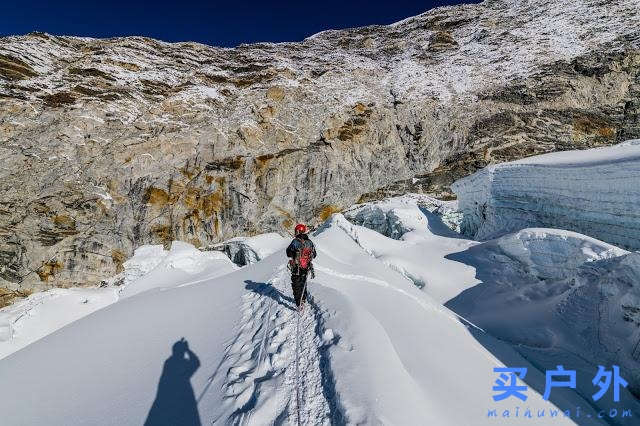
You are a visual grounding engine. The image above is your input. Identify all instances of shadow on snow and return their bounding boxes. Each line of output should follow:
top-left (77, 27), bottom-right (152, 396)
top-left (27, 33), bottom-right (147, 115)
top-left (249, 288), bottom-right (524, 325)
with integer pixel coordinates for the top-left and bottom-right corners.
top-left (145, 338), bottom-right (202, 426)
top-left (245, 279), bottom-right (297, 311)
top-left (444, 245), bottom-right (640, 425)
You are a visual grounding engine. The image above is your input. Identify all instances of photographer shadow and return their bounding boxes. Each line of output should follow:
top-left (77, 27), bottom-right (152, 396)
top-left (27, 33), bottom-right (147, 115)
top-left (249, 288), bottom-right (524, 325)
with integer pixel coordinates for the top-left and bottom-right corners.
top-left (145, 338), bottom-right (201, 426)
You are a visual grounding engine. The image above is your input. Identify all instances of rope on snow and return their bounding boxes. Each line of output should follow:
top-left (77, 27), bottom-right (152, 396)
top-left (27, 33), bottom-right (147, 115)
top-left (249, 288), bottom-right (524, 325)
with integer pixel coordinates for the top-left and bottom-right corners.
top-left (294, 277), bottom-right (309, 426)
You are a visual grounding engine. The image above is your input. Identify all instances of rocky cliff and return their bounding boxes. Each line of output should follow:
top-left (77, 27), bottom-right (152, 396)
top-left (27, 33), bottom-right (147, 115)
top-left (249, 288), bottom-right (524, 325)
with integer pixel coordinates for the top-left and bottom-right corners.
top-left (1, 0), bottom-right (639, 294)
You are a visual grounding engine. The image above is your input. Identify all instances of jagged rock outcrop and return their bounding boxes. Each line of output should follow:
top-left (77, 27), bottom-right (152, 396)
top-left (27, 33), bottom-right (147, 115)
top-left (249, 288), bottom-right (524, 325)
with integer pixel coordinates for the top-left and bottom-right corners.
top-left (1, 0), bottom-right (639, 292)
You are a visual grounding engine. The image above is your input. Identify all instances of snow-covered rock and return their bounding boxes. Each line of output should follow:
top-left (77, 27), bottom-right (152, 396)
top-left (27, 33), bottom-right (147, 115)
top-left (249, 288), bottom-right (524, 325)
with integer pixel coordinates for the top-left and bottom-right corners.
top-left (452, 141), bottom-right (640, 250)
top-left (205, 232), bottom-right (287, 266)
top-left (118, 241), bottom-right (237, 299)
top-left (2, 0), bottom-right (640, 294)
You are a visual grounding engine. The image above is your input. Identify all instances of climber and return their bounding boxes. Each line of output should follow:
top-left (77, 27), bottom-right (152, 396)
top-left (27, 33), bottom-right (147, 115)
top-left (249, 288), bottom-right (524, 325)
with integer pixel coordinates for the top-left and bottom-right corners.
top-left (286, 223), bottom-right (317, 311)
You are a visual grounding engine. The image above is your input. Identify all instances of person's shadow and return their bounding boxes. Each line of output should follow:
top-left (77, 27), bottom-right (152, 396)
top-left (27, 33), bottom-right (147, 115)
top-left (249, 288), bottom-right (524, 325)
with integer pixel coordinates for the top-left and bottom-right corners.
top-left (145, 338), bottom-right (202, 426)
top-left (244, 280), bottom-right (296, 310)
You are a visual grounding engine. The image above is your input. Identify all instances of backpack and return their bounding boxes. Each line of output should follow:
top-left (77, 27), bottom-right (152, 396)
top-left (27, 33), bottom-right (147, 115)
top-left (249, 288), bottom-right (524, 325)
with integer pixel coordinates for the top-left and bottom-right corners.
top-left (295, 238), bottom-right (314, 270)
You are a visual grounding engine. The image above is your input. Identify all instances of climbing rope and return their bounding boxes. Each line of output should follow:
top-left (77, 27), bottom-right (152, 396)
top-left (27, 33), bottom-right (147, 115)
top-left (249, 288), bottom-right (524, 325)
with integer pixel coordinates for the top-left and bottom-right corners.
top-left (294, 277), bottom-right (309, 426)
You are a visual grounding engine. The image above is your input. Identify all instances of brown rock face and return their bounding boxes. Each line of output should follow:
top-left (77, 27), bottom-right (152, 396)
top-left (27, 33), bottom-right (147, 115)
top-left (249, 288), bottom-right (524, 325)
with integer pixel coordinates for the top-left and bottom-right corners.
top-left (1, 0), bottom-right (639, 293)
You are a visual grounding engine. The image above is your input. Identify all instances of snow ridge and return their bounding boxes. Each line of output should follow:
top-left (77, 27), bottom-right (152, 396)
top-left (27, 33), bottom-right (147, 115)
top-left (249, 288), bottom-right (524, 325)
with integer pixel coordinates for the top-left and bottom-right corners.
top-left (216, 267), bottom-right (340, 425)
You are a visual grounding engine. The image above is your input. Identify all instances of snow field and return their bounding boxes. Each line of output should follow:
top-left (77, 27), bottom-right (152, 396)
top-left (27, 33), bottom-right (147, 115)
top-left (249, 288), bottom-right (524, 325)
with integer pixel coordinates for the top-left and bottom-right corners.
top-left (0, 211), bottom-right (576, 425)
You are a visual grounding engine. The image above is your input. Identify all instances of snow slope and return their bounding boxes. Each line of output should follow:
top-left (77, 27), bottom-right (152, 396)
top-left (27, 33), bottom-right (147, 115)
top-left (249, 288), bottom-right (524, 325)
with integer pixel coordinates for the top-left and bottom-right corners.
top-left (343, 194), bottom-right (479, 302)
top-left (0, 210), bottom-right (584, 426)
top-left (2, 190), bottom-right (640, 424)
top-left (0, 240), bottom-right (262, 361)
top-left (0, 287), bottom-right (118, 360)
top-left (452, 141), bottom-right (640, 250)
top-left (445, 228), bottom-right (640, 418)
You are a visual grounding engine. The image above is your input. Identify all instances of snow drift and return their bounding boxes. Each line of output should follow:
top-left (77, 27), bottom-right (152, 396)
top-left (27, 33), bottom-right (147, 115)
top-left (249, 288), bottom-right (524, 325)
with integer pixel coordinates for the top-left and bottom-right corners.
top-left (118, 241), bottom-right (239, 299)
top-left (452, 141), bottom-right (640, 250)
top-left (446, 228), bottom-right (640, 411)
top-left (343, 194), bottom-right (478, 302)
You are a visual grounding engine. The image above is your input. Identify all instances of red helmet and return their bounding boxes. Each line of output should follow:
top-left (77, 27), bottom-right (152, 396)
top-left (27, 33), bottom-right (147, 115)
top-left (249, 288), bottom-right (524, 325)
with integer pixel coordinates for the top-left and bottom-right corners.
top-left (294, 223), bottom-right (307, 235)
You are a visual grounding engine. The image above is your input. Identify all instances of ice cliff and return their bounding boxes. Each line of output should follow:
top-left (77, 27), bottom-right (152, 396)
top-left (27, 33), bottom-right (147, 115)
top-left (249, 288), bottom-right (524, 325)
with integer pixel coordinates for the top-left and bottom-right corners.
top-left (452, 140), bottom-right (640, 250)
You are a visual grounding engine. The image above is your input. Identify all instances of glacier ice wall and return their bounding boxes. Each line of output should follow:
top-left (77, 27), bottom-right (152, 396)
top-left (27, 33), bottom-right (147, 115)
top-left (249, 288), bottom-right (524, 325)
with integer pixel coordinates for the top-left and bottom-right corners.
top-left (452, 141), bottom-right (640, 250)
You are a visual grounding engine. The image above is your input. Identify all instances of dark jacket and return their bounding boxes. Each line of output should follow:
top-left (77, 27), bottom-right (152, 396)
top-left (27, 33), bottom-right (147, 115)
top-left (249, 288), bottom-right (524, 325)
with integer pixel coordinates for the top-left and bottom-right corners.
top-left (286, 233), bottom-right (317, 260)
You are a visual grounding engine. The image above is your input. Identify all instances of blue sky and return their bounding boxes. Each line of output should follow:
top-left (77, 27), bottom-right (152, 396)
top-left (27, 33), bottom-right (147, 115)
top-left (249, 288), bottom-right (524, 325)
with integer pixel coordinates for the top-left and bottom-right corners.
top-left (0, 0), bottom-right (480, 47)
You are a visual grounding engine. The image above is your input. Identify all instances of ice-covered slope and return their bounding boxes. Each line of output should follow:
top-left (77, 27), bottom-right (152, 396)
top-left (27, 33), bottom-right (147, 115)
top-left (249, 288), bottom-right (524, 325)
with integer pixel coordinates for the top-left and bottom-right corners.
top-left (0, 212), bottom-right (581, 426)
top-left (0, 236), bottom-right (292, 361)
top-left (2, 194), bottom-right (640, 424)
top-left (345, 196), bottom-right (640, 421)
top-left (452, 141), bottom-right (640, 250)
top-left (445, 228), bottom-right (640, 413)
